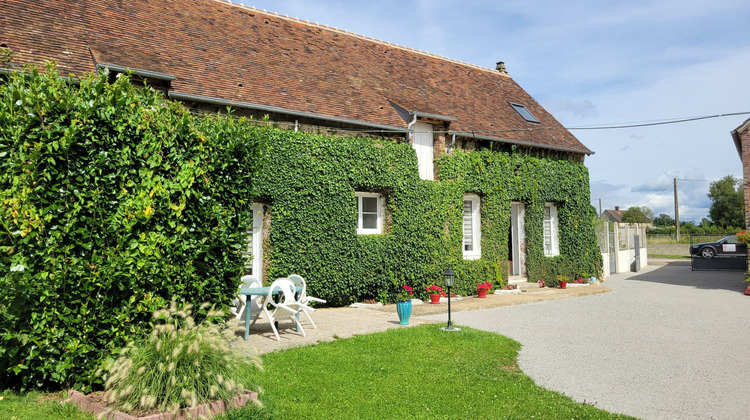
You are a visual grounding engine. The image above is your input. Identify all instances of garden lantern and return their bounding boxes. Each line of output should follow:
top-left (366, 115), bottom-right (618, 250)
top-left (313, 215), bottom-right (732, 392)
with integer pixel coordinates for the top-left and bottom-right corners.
top-left (442, 268), bottom-right (460, 331)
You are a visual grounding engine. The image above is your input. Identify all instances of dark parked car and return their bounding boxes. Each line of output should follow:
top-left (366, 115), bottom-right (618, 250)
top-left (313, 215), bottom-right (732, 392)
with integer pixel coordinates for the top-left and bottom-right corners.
top-left (690, 235), bottom-right (747, 258)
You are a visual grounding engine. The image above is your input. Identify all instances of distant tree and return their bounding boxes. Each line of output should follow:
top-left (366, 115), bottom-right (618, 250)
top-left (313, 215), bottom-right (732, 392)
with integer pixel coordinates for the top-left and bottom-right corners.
top-left (653, 213), bottom-right (675, 227)
top-left (621, 206), bottom-right (654, 223)
top-left (707, 175), bottom-right (744, 228)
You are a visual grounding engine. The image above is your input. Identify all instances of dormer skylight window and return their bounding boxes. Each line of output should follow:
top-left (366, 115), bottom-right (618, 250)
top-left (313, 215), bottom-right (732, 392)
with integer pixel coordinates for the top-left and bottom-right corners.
top-left (509, 103), bottom-right (540, 123)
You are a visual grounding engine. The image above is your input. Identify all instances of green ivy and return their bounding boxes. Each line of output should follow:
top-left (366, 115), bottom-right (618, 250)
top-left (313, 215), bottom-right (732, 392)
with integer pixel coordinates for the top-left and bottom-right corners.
top-left (0, 64), bottom-right (263, 390)
top-left (253, 129), bottom-right (602, 306)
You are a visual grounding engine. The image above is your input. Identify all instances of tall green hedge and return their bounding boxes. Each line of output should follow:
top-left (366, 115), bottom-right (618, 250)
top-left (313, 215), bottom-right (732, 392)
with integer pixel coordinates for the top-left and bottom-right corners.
top-left (0, 65), bottom-right (263, 390)
top-left (254, 130), bottom-right (602, 305)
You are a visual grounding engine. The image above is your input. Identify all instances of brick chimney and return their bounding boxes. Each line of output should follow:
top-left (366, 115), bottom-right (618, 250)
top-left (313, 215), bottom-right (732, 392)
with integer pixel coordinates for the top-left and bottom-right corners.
top-left (615, 206), bottom-right (620, 212)
top-left (496, 61), bottom-right (507, 74)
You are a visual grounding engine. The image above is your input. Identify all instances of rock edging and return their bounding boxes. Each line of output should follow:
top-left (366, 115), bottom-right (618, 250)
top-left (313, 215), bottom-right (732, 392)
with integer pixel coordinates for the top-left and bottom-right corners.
top-left (67, 389), bottom-right (258, 420)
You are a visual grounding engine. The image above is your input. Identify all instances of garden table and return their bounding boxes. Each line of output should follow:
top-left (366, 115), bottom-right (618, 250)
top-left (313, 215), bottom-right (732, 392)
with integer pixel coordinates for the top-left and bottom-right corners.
top-left (240, 285), bottom-right (302, 340)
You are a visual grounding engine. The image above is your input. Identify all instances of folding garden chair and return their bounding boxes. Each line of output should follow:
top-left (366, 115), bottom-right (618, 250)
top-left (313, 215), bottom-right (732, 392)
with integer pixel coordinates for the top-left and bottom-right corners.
top-left (251, 278), bottom-right (312, 341)
top-left (288, 274), bottom-right (326, 329)
top-left (232, 275), bottom-right (262, 321)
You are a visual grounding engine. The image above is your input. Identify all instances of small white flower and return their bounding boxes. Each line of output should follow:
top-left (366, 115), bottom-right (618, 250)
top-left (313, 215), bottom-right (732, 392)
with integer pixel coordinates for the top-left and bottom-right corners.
top-left (10, 264), bottom-right (25, 272)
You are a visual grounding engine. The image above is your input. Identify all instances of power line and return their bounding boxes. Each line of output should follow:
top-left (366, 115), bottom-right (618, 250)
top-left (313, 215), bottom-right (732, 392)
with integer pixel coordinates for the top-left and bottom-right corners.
top-left (631, 184), bottom-right (674, 208)
top-left (566, 112), bottom-right (750, 130)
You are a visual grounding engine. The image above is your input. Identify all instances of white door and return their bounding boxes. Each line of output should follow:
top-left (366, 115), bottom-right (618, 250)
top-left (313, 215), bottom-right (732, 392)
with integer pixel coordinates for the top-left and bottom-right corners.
top-left (411, 122), bottom-right (434, 180)
top-left (510, 202), bottom-right (526, 277)
top-left (243, 203), bottom-right (264, 281)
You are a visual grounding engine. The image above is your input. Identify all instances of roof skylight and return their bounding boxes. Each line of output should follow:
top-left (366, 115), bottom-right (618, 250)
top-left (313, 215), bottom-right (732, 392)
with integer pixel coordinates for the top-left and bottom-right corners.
top-left (509, 102), bottom-right (540, 123)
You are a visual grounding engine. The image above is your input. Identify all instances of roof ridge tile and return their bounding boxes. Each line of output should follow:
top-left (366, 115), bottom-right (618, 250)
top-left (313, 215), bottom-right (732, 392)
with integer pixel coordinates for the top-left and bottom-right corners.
top-left (215, 0), bottom-right (506, 76)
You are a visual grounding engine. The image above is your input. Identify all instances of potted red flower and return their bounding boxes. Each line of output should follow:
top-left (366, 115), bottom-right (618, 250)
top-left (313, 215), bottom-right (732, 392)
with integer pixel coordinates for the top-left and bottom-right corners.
top-left (477, 281), bottom-right (492, 298)
top-left (396, 285), bottom-right (414, 325)
top-left (426, 284), bottom-right (443, 304)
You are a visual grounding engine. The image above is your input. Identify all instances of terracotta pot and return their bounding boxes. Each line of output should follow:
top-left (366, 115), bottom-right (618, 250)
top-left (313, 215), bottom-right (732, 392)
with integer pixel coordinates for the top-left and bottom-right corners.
top-left (559, 281), bottom-right (567, 289)
top-left (477, 288), bottom-right (488, 298)
top-left (429, 294), bottom-right (441, 304)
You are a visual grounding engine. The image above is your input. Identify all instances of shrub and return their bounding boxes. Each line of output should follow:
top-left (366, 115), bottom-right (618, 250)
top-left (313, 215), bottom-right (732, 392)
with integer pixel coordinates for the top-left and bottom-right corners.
top-left (99, 299), bottom-right (260, 414)
top-left (0, 63), bottom-right (262, 390)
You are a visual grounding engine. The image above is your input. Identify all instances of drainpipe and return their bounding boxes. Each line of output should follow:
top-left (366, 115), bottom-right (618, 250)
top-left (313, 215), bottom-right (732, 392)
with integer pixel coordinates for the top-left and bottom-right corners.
top-left (449, 134), bottom-right (456, 154)
top-left (407, 114), bottom-right (418, 143)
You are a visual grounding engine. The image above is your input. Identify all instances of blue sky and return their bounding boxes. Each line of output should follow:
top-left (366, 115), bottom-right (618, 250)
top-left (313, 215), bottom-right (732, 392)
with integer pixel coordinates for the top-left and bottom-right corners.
top-left (240, 0), bottom-right (750, 223)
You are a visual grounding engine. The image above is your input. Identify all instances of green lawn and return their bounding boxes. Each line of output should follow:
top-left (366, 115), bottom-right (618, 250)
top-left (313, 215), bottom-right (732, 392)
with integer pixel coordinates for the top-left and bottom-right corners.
top-left (236, 325), bottom-right (636, 419)
top-left (0, 325), bottom-right (637, 419)
top-left (648, 254), bottom-right (691, 259)
top-left (0, 391), bottom-right (93, 420)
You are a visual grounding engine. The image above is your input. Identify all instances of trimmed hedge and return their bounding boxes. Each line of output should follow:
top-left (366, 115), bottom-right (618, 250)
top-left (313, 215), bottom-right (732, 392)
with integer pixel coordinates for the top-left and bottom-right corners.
top-left (0, 65), bottom-right (263, 390)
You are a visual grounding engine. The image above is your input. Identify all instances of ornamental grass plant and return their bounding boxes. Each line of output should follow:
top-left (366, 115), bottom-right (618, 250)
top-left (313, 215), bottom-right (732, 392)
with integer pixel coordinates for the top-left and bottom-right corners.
top-left (98, 299), bottom-right (261, 415)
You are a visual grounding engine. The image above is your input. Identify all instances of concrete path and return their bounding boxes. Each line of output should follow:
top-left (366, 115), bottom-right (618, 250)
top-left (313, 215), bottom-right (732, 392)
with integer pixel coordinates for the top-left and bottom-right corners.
top-left (230, 281), bottom-right (610, 355)
top-left (419, 261), bottom-right (750, 420)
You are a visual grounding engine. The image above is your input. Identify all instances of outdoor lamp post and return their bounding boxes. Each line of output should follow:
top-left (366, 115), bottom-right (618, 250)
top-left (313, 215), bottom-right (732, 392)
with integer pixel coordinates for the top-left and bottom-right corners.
top-left (442, 268), bottom-right (460, 331)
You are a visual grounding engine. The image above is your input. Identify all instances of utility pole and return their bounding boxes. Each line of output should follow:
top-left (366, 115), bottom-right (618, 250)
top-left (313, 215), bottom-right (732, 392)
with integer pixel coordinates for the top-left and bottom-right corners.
top-left (674, 178), bottom-right (680, 241)
top-left (599, 198), bottom-right (602, 218)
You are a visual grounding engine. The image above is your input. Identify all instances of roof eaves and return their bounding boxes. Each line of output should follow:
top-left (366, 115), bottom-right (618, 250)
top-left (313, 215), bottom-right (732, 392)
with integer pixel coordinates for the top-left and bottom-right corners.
top-left (169, 91), bottom-right (412, 134)
top-left (731, 118), bottom-right (750, 160)
top-left (96, 63), bottom-right (177, 81)
top-left (0, 67), bottom-right (81, 84)
top-left (409, 111), bottom-right (456, 122)
top-left (449, 130), bottom-right (593, 156)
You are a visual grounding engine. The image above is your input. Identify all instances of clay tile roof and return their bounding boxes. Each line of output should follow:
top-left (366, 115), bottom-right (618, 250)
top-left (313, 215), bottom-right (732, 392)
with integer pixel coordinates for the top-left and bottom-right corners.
top-left (1, 0), bottom-right (591, 154)
top-left (603, 209), bottom-right (624, 223)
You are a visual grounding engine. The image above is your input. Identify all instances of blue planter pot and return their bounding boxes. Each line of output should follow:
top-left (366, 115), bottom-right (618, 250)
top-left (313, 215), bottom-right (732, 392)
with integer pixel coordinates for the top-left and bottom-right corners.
top-left (396, 300), bottom-right (412, 325)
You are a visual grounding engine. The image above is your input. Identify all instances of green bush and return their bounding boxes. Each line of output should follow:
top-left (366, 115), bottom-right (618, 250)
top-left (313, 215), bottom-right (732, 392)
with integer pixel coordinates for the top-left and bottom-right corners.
top-left (0, 64), bottom-right (262, 390)
top-left (100, 299), bottom-right (259, 414)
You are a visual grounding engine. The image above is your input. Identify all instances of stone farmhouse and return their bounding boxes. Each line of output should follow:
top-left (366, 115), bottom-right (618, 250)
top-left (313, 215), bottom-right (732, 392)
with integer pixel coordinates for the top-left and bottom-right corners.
top-left (1, 0), bottom-right (601, 301)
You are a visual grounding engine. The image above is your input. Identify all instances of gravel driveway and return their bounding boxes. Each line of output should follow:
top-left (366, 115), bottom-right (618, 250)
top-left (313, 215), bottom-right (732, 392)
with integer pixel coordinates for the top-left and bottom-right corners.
top-left (419, 261), bottom-right (750, 419)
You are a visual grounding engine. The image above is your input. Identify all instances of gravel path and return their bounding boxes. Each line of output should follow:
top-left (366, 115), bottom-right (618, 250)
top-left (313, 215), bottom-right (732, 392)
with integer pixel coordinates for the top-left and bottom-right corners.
top-left (419, 261), bottom-right (750, 420)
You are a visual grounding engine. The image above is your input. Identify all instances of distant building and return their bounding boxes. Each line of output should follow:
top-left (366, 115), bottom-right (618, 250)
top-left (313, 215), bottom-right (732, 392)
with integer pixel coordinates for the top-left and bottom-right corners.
top-left (732, 118), bottom-right (750, 271)
top-left (732, 118), bottom-right (750, 229)
top-left (601, 207), bottom-right (624, 223)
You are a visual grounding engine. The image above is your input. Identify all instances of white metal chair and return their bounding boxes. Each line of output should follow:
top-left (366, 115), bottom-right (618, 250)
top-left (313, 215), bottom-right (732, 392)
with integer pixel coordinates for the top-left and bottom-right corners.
top-left (251, 278), bottom-right (312, 341)
top-left (288, 274), bottom-right (326, 328)
top-left (231, 275), bottom-right (262, 321)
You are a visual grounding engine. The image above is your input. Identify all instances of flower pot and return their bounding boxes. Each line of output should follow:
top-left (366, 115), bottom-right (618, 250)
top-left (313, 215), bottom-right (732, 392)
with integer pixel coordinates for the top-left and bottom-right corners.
top-left (559, 281), bottom-right (567, 289)
top-left (396, 300), bottom-right (412, 325)
top-left (429, 294), bottom-right (441, 304)
top-left (477, 289), bottom-right (488, 298)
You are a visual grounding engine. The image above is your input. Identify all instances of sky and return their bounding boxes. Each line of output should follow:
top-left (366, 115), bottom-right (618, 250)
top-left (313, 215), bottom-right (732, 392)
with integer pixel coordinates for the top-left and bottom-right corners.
top-left (240, 0), bottom-right (750, 223)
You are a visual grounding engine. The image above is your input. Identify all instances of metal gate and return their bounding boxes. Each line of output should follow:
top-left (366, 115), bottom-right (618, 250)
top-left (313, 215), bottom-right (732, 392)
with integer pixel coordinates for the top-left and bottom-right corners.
top-left (690, 233), bottom-right (746, 271)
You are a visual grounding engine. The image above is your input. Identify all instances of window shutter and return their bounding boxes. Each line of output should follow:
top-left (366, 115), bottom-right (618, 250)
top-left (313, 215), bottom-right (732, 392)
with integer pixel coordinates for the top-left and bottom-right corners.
top-left (463, 200), bottom-right (473, 251)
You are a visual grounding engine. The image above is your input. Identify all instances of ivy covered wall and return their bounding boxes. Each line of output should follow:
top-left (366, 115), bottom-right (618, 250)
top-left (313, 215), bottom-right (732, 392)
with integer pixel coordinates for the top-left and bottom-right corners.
top-left (253, 130), bottom-right (602, 306)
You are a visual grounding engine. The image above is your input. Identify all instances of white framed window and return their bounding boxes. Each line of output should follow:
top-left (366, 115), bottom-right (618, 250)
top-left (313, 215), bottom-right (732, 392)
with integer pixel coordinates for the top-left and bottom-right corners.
top-left (543, 203), bottom-right (560, 257)
top-left (463, 194), bottom-right (481, 260)
top-left (356, 192), bottom-right (384, 235)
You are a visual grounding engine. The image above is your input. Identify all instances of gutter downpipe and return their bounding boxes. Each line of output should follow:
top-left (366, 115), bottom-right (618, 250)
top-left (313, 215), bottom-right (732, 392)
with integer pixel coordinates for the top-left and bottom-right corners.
top-left (449, 134), bottom-right (456, 154)
top-left (407, 114), bottom-right (418, 143)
